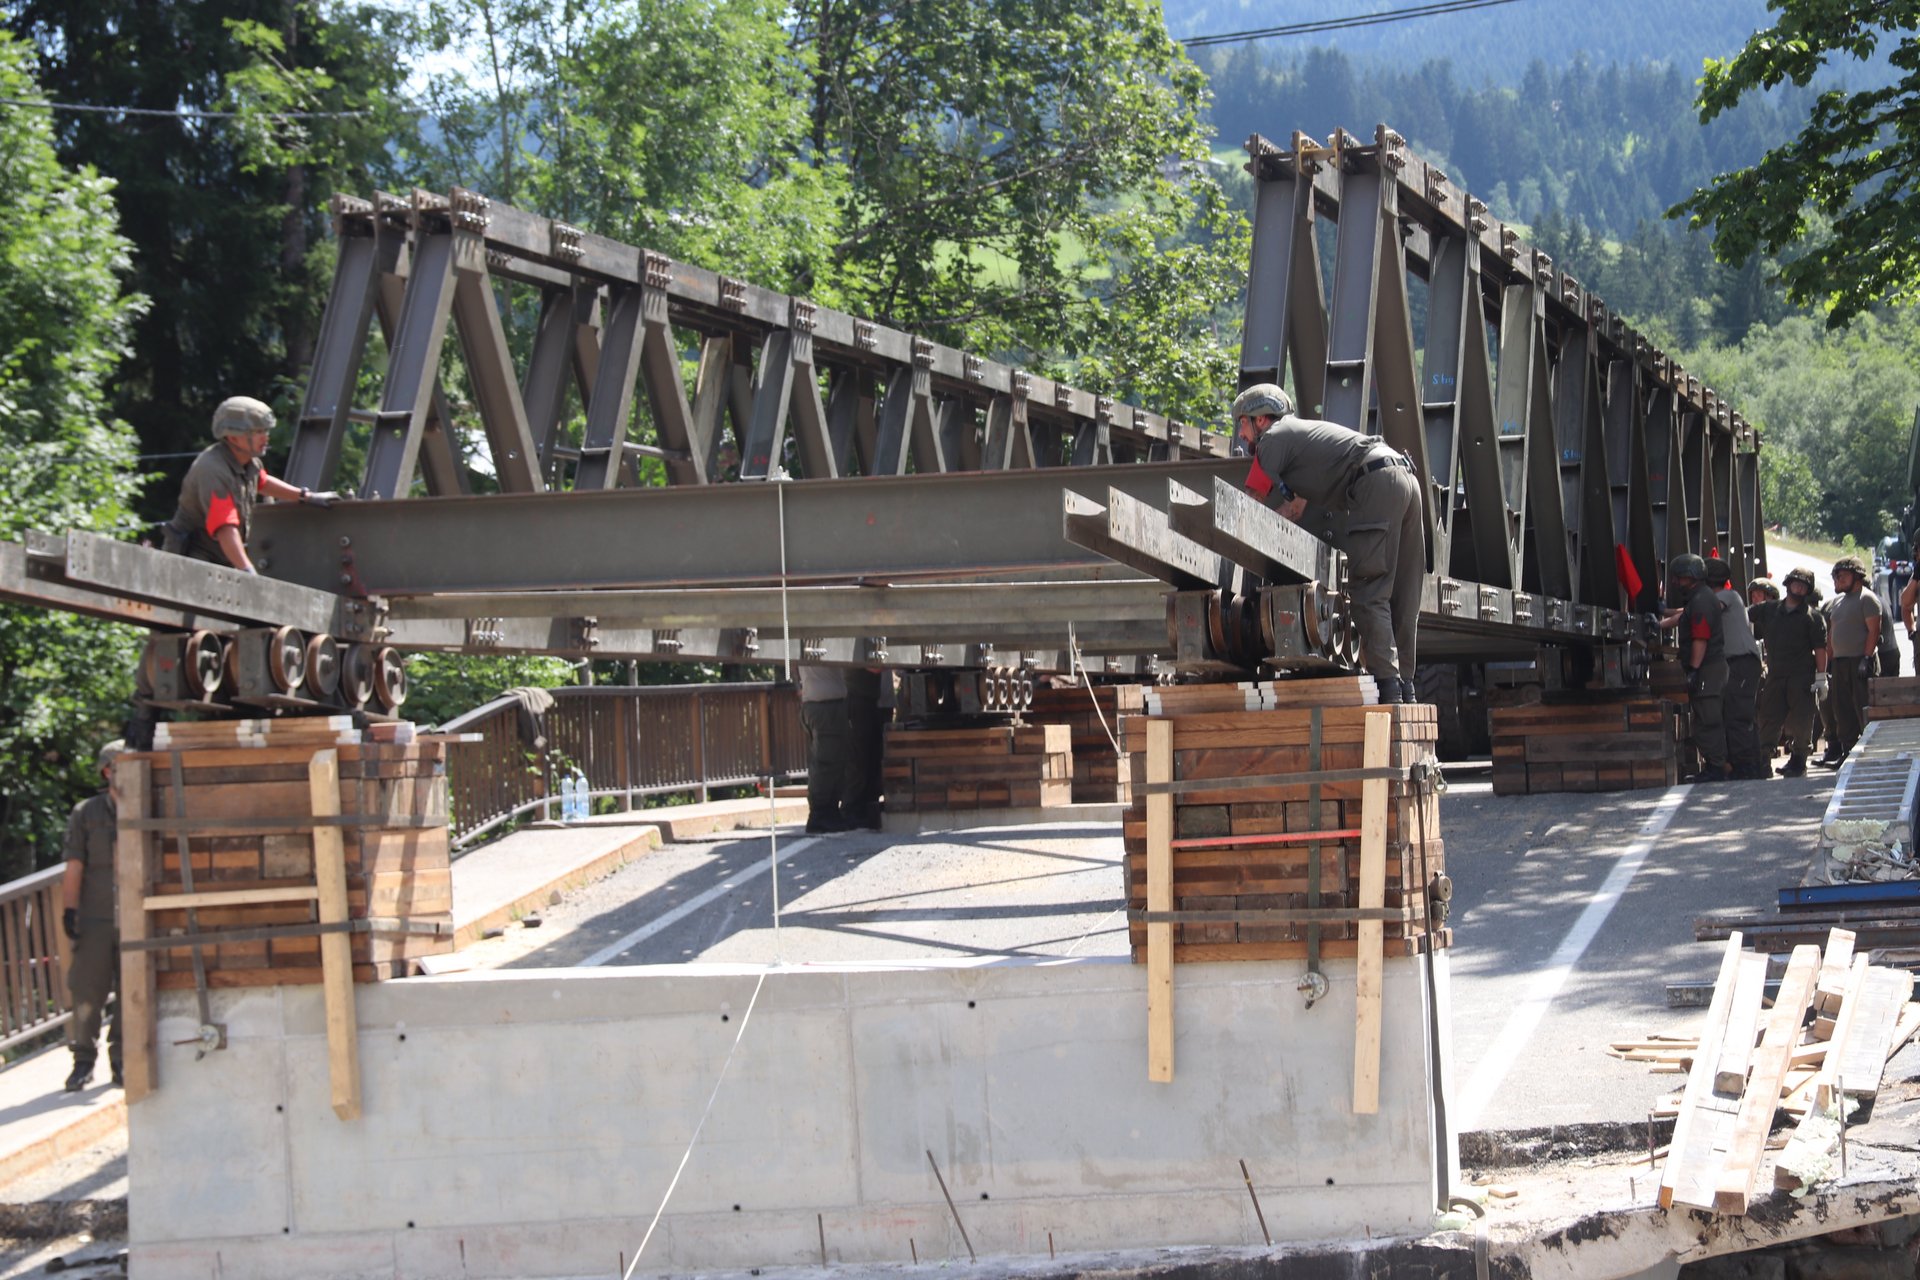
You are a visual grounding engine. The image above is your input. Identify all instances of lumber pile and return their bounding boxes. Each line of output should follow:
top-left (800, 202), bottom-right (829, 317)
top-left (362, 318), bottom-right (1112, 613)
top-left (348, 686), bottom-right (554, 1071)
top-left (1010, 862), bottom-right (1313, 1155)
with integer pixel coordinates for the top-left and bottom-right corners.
top-left (1025, 682), bottom-right (1144, 804)
top-left (1119, 701), bottom-right (1447, 964)
top-left (1650, 928), bottom-right (1918, 1213)
top-left (1141, 674), bottom-right (1380, 715)
top-left (121, 716), bottom-right (452, 991)
top-left (114, 715), bottom-right (455, 1114)
top-left (1490, 696), bottom-right (1679, 795)
top-left (881, 723), bottom-right (1072, 812)
top-left (1866, 676), bottom-right (1920, 722)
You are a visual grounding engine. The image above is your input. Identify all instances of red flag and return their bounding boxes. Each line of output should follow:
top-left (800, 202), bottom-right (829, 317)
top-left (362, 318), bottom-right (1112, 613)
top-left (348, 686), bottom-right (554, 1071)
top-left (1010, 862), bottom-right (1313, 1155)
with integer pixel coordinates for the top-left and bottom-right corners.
top-left (1614, 544), bottom-right (1643, 600)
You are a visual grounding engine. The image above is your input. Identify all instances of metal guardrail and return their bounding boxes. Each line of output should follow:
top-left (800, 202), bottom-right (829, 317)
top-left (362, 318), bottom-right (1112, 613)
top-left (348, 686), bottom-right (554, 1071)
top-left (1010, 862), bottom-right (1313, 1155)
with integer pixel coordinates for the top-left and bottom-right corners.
top-left (0, 865), bottom-right (70, 1054)
top-left (440, 683), bottom-right (808, 848)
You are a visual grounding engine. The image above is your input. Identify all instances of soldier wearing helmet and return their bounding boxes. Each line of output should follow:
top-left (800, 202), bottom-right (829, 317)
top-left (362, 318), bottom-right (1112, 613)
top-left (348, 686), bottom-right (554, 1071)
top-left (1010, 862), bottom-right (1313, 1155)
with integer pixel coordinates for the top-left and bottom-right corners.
top-left (159, 396), bottom-right (338, 574)
top-left (1703, 557), bottom-right (1765, 777)
top-left (1232, 383), bottom-right (1425, 703)
top-left (1821, 554), bottom-right (1884, 766)
top-left (60, 740), bottom-right (126, 1092)
top-left (1752, 565), bottom-right (1828, 776)
top-left (1748, 578), bottom-right (1780, 606)
top-left (1657, 552), bottom-right (1730, 781)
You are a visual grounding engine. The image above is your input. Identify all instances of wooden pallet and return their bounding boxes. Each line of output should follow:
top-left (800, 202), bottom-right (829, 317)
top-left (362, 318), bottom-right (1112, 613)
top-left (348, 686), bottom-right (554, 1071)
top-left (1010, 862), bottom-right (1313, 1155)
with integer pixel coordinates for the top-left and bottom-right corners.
top-left (1490, 697), bottom-right (1679, 794)
top-left (114, 727), bottom-right (454, 1110)
top-left (881, 723), bottom-right (1074, 811)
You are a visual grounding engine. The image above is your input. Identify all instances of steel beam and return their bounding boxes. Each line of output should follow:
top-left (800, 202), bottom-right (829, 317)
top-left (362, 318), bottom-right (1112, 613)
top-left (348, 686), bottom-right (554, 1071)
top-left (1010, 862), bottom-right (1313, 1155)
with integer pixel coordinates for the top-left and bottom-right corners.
top-left (449, 243), bottom-right (543, 493)
top-left (575, 284), bottom-right (645, 490)
top-left (252, 459), bottom-right (1245, 595)
top-left (288, 209), bottom-right (389, 491)
top-left (0, 540), bottom-right (191, 631)
top-left (1167, 477), bottom-right (1334, 587)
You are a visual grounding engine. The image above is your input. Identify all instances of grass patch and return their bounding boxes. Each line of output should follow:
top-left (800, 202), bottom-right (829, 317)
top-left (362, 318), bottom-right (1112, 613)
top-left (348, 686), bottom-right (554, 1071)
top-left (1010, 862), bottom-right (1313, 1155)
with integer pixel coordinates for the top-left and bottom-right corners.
top-left (1765, 530), bottom-right (1858, 566)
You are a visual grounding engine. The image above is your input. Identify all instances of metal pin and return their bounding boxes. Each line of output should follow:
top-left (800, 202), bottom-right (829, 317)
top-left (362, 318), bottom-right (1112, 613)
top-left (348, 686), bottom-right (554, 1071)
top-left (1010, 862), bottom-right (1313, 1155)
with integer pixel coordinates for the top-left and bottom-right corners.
top-left (817, 1213), bottom-right (827, 1266)
top-left (925, 1149), bottom-right (976, 1262)
top-left (1239, 1159), bottom-right (1272, 1246)
top-left (910, 1238), bottom-right (917, 1264)
top-left (1048, 1231), bottom-right (1055, 1259)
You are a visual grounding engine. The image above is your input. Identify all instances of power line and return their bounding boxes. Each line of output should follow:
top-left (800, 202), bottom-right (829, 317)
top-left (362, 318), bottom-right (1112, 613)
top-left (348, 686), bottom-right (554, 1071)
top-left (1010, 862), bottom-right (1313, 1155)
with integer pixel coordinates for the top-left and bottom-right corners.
top-left (0, 97), bottom-right (371, 121)
top-left (1179, 0), bottom-right (1532, 48)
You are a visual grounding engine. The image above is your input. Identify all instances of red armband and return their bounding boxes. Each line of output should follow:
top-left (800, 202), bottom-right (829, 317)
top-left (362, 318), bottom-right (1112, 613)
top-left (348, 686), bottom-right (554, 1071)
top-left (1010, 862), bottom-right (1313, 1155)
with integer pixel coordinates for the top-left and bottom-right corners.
top-left (1244, 458), bottom-right (1274, 500)
top-left (204, 492), bottom-right (240, 538)
top-left (1690, 614), bottom-right (1712, 642)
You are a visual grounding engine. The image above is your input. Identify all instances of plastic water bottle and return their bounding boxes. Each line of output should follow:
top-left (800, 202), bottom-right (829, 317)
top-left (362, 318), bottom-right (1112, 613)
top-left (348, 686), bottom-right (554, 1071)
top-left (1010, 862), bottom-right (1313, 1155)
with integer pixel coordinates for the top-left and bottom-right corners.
top-left (569, 772), bottom-right (590, 821)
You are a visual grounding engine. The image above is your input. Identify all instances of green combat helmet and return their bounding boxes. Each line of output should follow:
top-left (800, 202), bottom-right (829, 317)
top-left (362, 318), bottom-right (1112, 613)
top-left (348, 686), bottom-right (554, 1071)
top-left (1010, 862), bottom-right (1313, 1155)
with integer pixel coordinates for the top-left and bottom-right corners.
top-left (211, 396), bottom-right (274, 439)
top-left (1832, 554), bottom-right (1869, 579)
top-left (1670, 553), bottom-right (1708, 582)
top-left (1783, 567), bottom-right (1816, 591)
top-left (1230, 383), bottom-right (1293, 422)
top-left (1748, 577), bottom-right (1780, 601)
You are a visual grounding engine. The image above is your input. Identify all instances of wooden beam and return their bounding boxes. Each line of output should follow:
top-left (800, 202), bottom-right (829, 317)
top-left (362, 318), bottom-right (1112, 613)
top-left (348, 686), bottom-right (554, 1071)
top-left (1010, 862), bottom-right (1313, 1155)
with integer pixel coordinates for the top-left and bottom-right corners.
top-left (113, 759), bottom-right (156, 1103)
top-left (143, 886), bottom-right (319, 911)
top-left (1712, 951), bottom-right (1769, 1095)
top-left (1660, 932), bottom-right (1745, 1210)
top-left (1146, 718), bottom-right (1173, 1084)
top-left (1353, 709), bottom-right (1391, 1114)
top-left (1713, 943), bottom-right (1820, 1214)
top-left (308, 750), bottom-right (362, 1121)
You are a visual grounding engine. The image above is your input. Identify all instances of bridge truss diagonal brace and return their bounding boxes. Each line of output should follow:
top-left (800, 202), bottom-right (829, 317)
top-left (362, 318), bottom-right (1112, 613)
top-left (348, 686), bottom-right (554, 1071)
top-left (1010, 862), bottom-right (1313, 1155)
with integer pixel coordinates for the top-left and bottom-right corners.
top-left (362, 227), bottom-right (460, 501)
top-left (450, 237), bottom-right (544, 494)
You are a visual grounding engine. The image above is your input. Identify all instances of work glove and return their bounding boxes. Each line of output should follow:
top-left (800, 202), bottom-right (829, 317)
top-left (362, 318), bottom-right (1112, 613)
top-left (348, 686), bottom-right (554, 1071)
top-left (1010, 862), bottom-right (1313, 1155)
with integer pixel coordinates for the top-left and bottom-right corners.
top-left (62, 909), bottom-right (78, 943)
top-left (298, 488), bottom-right (341, 509)
top-left (1685, 666), bottom-right (1706, 698)
top-left (1812, 671), bottom-right (1831, 697)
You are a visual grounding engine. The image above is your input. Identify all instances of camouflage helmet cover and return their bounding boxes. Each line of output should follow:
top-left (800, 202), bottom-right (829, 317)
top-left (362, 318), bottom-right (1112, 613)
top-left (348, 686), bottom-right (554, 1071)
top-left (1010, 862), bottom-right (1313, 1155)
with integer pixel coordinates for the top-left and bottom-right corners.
top-left (1702, 557), bottom-right (1733, 586)
top-left (1832, 554), bottom-right (1869, 578)
top-left (1669, 553), bottom-right (1708, 582)
top-left (211, 395), bottom-right (274, 440)
top-left (1783, 566), bottom-right (1817, 590)
top-left (1748, 577), bottom-right (1781, 600)
top-left (1230, 383), bottom-right (1293, 423)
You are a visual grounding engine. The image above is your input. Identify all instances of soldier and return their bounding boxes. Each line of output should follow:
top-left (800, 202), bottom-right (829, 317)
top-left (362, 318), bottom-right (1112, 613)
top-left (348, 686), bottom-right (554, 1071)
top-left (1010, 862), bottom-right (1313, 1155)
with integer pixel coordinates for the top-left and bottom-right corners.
top-left (1705, 559), bottom-right (1764, 778)
top-left (62, 740), bottom-right (125, 1092)
top-left (1659, 553), bottom-right (1730, 783)
top-left (1753, 566), bottom-right (1828, 777)
top-left (1820, 554), bottom-right (1884, 766)
top-left (1232, 384), bottom-right (1425, 703)
top-left (1748, 578), bottom-right (1780, 609)
top-left (161, 396), bottom-right (337, 573)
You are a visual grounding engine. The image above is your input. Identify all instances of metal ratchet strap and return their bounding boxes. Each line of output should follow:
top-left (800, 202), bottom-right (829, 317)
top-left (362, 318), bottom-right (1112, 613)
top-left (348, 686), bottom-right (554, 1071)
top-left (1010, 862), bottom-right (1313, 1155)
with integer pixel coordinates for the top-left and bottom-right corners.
top-left (167, 751), bottom-right (219, 1050)
top-left (1307, 706), bottom-right (1323, 985)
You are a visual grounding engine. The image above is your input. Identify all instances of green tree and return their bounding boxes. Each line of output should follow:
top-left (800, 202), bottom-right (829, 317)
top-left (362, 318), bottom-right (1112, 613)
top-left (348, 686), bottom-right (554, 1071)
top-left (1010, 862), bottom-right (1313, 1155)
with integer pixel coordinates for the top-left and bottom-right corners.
top-left (0, 33), bottom-right (147, 877)
top-left (3, 0), bottom-right (422, 521)
top-left (1669, 0), bottom-right (1920, 327)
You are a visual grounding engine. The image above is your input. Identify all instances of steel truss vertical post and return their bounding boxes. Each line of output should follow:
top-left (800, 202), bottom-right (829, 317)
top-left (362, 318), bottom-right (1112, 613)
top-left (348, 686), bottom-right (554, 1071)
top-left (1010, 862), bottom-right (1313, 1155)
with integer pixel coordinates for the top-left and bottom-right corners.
top-left (1681, 399), bottom-right (1709, 556)
top-left (361, 209), bottom-right (459, 501)
top-left (1364, 131), bottom-right (1430, 570)
top-left (784, 301), bottom-right (837, 480)
top-left (1320, 132), bottom-right (1383, 433)
top-left (449, 232), bottom-right (544, 494)
top-left (372, 232), bottom-right (467, 498)
top-left (637, 255), bottom-right (708, 486)
top-left (574, 283), bottom-right (645, 491)
top-left (1608, 356), bottom-right (1658, 612)
top-left (1433, 230), bottom-right (1511, 587)
top-left (289, 199), bottom-right (388, 492)
top-left (824, 366), bottom-right (864, 475)
top-left (1709, 409), bottom-right (1734, 567)
top-left (690, 335), bottom-right (735, 479)
top-left (740, 329), bottom-right (797, 479)
top-left (942, 398), bottom-right (983, 472)
top-left (523, 284), bottom-right (599, 474)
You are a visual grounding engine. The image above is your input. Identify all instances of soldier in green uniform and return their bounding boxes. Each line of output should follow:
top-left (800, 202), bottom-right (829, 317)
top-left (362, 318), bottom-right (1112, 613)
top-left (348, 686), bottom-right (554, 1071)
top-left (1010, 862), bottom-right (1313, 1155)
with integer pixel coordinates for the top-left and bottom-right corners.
top-left (161, 396), bottom-right (337, 572)
top-left (1752, 566), bottom-right (1828, 777)
top-left (62, 740), bottom-right (126, 1092)
top-left (1232, 384), bottom-right (1425, 702)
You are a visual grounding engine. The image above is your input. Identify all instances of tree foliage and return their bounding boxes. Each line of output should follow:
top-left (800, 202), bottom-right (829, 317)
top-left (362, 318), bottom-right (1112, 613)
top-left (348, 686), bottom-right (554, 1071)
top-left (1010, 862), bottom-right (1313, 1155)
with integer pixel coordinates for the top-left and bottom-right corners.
top-left (1670, 0), bottom-right (1920, 327)
top-left (0, 32), bottom-right (146, 876)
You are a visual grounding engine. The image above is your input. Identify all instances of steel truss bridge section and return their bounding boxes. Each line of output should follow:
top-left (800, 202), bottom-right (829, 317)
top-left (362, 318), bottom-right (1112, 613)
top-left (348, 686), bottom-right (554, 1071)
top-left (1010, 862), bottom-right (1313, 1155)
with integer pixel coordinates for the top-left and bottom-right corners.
top-left (290, 189), bottom-right (1232, 504)
top-left (1240, 125), bottom-right (1766, 613)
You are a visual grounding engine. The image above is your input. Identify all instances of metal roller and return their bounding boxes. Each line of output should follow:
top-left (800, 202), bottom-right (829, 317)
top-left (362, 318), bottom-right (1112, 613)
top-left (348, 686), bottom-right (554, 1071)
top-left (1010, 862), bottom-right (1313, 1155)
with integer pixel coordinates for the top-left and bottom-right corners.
top-left (185, 630), bottom-right (226, 698)
top-left (304, 635), bottom-right (340, 698)
top-left (372, 646), bottom-right (408, 711)
top-left (340, 643), bottom-right (376, 708)
top-left (268, 625), bottom-right (307, 694)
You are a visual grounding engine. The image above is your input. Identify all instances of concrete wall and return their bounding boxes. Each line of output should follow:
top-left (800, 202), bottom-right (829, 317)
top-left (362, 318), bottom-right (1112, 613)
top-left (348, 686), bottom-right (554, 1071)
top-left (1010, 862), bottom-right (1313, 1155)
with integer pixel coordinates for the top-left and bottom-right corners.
top-left (129, 955), bottom-right (1453, 1279)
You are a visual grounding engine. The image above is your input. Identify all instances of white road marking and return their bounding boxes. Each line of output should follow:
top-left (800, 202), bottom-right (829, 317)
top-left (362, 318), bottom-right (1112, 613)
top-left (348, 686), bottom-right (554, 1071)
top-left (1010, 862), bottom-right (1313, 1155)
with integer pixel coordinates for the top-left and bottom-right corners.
top-left (581, 834), bottom-right (820, 967)
top-left (1453, 786), bottom-right (1691, 1130)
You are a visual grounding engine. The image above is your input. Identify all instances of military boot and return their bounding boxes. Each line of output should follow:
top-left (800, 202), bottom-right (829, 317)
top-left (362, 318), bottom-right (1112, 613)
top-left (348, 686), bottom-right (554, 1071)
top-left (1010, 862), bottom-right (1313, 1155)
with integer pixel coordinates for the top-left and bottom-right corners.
top-left (1780, 754), bottom-right (1808, 778)
top-left (1374, 676), bottom-right (1402, 704)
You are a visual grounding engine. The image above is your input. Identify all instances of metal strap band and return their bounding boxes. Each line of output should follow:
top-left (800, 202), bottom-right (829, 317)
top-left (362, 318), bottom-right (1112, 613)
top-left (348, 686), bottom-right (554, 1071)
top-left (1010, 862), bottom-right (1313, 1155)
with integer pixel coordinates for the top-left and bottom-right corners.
top-left (1134, 765), bottom-right (1410, 796)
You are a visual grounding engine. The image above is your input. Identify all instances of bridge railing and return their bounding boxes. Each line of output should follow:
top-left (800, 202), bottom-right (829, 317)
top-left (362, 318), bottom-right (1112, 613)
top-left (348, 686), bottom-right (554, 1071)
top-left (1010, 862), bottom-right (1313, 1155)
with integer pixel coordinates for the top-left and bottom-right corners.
top-left (0, 866), bottom-right (70, 1055)
top-left (439, 683), bottom-right (808, 849)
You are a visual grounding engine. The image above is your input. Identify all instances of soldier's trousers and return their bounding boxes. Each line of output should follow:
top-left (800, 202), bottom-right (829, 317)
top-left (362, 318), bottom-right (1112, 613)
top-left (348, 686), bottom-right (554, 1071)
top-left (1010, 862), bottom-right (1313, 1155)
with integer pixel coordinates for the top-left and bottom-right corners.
top-left (1755, 669), bottom-right (1815, 763)
top-left (1724, 653), bottom-right (1762, 773)
top-left (66, 923), bottom-right (122, 1073)
top-left (1341, 466), bottom-right (1424, 684)
top-left (1688, 656), bottom-right (1729, 772)
top-left (801, 699), bottom-right (850, 823)
top-left (1831, 654), bottom-right (1875, 757)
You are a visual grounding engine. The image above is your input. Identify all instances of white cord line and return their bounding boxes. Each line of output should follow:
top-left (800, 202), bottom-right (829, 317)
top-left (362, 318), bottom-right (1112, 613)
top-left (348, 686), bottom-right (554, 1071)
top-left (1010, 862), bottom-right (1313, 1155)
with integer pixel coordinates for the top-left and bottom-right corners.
top-left (1068, 622), bottom-right (1123, 756)
top-left (767, 776), bottom-right (783, 956)
top-left (1452, 784), bottom-right (1691, 1130)
top-left (620, 968), bottom-right (769, 1280)
top-left (1063, 905), bottom-right (1124, 956)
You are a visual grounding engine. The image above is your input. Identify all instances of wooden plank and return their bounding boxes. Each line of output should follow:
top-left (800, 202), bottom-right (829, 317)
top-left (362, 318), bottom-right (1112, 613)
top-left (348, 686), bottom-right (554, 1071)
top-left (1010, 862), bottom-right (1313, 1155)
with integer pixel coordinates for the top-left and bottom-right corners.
top-left (1814, 953), bottom-right (1871, 1111)
top-left (1836, 966), bottom-right (1915, 1099)
top-left (1660, 932), bottom-right (1747, 1210)
top-left (1352, 709), bottom-right (1392, 1115)
top-left (1814, 929), bottom-right (1856, 1016)
top-left (112, 759), bottom-right (156, 1103)
top-left (1713, 943), bottom-right (1821, 1215)
top-left (142, 885), bottom-right (320, 911)
top-left (1885, 1001), bottom-right (1920, 1063)
top-left (1146, 719), bottom-right (1174, 1083)
top-left (1713, 951), bottom-right (1770, 1094)
top-left (308, 750), bottom-right (362, 1121)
